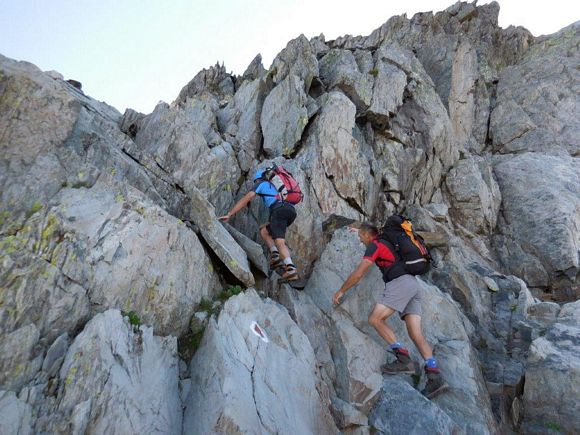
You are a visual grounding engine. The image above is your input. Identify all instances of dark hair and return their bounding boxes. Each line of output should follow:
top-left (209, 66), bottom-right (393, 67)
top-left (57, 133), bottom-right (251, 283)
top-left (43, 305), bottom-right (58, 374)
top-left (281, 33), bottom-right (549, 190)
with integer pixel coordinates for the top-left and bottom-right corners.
top-left (359, 222), bottom-right (379, 236)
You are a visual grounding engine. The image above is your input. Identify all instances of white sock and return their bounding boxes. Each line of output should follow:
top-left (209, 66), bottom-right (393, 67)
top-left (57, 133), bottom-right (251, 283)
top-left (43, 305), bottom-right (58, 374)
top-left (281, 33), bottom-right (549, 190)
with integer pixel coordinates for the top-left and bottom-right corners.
top-left (270, 246), bottom-right (279, 253)
top-left (283, 257), bottom-right (294, 266)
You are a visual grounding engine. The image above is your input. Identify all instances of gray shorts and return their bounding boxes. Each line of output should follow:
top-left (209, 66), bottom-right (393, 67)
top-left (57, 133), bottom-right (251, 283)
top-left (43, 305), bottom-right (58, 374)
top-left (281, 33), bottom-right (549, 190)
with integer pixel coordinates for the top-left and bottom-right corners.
top-left (375, 274), bottom-right (422, 318)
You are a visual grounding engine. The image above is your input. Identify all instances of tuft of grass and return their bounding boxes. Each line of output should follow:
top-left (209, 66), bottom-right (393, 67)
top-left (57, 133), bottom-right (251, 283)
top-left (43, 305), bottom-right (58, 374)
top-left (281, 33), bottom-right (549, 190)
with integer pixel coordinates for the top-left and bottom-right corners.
top-left (178, 328), bottom-right (206, 360)
top-left (217, 285), bottom-right (243, 302)
top-left (368, 68), bottom-right (379, 77)
top-left (544, 422), bottom-right (562, 432)
top-left (198, 298), bottom-right (216, 316)
top-left (122, 310), bottom-right (141, 327)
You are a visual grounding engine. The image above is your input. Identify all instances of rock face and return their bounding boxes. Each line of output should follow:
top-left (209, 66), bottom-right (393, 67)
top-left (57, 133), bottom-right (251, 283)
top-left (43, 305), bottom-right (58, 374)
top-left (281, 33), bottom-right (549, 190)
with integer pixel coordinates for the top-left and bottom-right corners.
top-left (1, 2), bottom-right (579, 434)
top-left (493, 153), bottom-right (579, 297)
top-left (183, 289), bottom-right (338, 434)
top-left (522, 301), bottom-right (580, 434)
top-left (37, 310), bottom-right (181, 434)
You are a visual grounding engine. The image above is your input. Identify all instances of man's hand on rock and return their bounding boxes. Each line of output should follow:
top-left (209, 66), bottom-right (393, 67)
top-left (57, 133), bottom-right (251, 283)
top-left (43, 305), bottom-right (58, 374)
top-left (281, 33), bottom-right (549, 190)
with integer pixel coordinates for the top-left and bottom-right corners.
top-left (333, 290), bottom-right (345, 305)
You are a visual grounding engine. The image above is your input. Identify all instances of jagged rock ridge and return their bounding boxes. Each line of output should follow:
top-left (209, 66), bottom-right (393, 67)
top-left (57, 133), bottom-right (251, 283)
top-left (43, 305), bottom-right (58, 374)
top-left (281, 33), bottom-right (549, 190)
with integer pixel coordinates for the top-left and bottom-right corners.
top-left (0, 1), bottom-right (579, 434)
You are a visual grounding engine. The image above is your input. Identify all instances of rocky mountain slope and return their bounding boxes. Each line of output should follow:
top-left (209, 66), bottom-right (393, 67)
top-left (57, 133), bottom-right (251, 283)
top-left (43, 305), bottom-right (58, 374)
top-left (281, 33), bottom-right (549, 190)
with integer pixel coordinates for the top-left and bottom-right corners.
top-left (1, 1), bottom-right (578, 434)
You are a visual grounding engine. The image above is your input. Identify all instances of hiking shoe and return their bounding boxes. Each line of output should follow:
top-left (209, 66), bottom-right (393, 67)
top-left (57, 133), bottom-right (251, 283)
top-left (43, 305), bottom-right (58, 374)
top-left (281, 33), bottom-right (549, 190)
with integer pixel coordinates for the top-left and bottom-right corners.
top-left (281, 264), bottom-right (299, 281)
top-left (381, 348), bottom-right (415, 375)
top-left (269, 252), bottom-right (283, 269)
top-left (421, 367), bottom-right (449, 399)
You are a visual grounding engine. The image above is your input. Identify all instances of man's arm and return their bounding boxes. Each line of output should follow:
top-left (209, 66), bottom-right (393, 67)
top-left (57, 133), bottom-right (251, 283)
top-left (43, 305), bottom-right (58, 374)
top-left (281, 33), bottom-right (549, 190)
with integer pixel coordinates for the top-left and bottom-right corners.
top-left (218, 191), bottom-right (256, 222)
top-left (332, 259), bottom-right (374, 305)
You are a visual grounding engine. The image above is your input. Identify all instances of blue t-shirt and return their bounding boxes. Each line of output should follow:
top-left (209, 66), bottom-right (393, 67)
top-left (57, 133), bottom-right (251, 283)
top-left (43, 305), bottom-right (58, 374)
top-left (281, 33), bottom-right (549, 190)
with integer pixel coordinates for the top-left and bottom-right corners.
top-left (252, 180), bottom-right (279, 208)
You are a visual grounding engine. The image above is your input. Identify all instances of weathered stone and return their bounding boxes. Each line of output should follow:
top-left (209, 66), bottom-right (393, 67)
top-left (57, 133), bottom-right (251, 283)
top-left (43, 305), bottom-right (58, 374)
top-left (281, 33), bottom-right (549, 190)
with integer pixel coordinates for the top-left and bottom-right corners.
top-left (260, 74), bottom-right (308, 157)
top-left (41, 333), bottom-right (70, 378)
top-left (269, 34), bottom-right (319, 90)
top-left (44, 310), bottom-right (181, 434)
top-left (118, 108), bottom-right (145, 138)
top-left (522, 300), bottom-right (580, 434)
top-left (219, 77), bottom-right (267, 172)
top-left (0, 324), bottom-right (43, 392)
top-left (368, 45), bottom-right (407, 124)
top-left (174, 62), bottom-right (233, 105)
top-left (0, 391), bottom-right (33, 435)
top-left (493, 153), bottom-right (579, 298)
top-left (183, 289), bottom-right (339, 434)
top-left (491, 23), bottom-right (580, 156)
top-left (310, 34), bottom-right (330, 57)
top-left (319, 49), bottom-right (373, 111)
top-left (317, 92), bottom-right (375, 215)
top-left (223, 222), bottom-right (268, 276)
top-left (185, 185), bottom-right (255, 287)
top-left (38, 179), bottom-right (220, 336)
top-left (132, 101), bottom-right (240, 213)
top-left (242, 54), bottom-right (266, 82)
top-left (369, 377), bottom-right (462, 435)
top-left (449, 39), bottom-right (478, 149)
top-left (445, 156), bottom-right (501, 235)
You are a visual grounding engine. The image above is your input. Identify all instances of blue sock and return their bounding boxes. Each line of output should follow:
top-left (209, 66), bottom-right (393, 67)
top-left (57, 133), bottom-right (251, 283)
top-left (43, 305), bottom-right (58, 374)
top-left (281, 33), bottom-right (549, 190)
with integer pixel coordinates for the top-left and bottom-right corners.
top-left (425, 357), bottom-right (438, 369)
top-left (389, 342), bottom-right (402, 350)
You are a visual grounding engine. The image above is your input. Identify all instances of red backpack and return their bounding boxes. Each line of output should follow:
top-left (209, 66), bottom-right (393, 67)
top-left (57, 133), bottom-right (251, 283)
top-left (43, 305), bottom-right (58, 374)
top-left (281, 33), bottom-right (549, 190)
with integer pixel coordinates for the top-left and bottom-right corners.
top-left (265, 163), bottom-right (303, 205)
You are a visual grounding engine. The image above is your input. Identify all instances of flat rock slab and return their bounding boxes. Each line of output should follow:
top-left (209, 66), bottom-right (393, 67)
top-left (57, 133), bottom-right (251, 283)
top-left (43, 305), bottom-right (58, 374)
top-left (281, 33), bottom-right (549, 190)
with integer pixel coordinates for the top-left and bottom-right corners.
top-left (186, 185), bottom-right (255, 287)
top-left (369, 377), bottom-right (462, 435)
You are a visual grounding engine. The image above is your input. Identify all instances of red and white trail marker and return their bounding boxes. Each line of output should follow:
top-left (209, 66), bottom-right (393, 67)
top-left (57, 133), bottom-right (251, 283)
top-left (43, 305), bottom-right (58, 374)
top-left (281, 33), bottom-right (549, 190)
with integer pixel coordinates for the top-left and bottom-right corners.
top-left (250, 321), bottom-right (269, 343)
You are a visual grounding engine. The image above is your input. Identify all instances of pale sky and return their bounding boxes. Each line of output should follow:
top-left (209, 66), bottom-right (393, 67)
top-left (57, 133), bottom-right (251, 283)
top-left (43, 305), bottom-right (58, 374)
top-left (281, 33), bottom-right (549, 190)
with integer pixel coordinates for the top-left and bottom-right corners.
top-left (1, 0), bottom-right (578, 114)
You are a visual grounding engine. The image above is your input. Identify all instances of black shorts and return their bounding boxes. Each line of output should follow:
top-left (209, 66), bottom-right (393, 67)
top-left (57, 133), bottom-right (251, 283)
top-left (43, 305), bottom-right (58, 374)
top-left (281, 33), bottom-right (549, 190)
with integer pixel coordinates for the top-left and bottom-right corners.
top-left (267, 203), bottom-right (296, 239)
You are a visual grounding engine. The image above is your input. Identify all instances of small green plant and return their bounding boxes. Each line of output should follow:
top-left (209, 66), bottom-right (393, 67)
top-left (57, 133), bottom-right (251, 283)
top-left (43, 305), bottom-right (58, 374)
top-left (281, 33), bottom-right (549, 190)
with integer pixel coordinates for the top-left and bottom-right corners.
top-left (178, 327), bottom-right (206, 360)
top-left (198, 298), bottom-right (216, 315)
top-left (510, 304), bottom-right (517, 312)
top-left (217, 285), bottom-right (243, 302)
top-left (368, 68), bottom-right (379, 77)
top-left (122, 310), bottom-right (141, 327)
top-left (544, 421), bottom-right (562, 432)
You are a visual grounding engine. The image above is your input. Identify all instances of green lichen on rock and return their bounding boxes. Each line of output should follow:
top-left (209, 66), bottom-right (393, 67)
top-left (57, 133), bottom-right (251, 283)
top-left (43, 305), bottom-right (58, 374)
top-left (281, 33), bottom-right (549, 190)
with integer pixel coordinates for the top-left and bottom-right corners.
top-left (25, 202), bottom-right (42, 218)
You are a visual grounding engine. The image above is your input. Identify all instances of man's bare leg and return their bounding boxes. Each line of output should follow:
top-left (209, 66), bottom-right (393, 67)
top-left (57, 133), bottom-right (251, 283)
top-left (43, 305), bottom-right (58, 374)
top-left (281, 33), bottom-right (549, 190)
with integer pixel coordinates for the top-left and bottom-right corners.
top-left (404, 314), bottom-right (433, 360)
top-left (369, 303), bottom-right (415, 374)
top-left (368, 303), bottom-right (398, 344)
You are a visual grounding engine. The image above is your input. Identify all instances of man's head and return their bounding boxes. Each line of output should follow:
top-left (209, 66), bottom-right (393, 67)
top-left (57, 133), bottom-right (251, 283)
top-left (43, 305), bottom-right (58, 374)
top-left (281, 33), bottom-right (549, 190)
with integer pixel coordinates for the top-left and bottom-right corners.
top-left (358, 222), bottom-right (379, 246)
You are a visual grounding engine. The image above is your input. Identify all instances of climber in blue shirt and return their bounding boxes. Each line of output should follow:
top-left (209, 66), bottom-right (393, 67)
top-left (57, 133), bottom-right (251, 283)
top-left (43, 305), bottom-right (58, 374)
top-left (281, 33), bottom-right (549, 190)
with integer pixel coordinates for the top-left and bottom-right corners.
top-left (218, 168), bottom-right (298, 282)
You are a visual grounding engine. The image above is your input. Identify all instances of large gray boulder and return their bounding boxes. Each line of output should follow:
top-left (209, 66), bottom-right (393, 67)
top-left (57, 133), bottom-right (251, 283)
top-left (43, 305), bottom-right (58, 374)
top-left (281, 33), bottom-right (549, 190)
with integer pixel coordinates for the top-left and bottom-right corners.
top-left (183, 289), bottom-right (339, 434)
top-left (319, 49), bottom-right (373, 112)
top-left (260, 74), bottom-right (309, 157)
top-left (269, 34), bottom-right (319, 91)
top-left (522, 300), bottom-right (580, 434)
top-left (30, 179), bottom-right (220, 337)
top-left (445, 156), bottom-right (501, 235)
top-left (186, 185), bottom-right (255, 287)
top-left (493, 153), bottom-right (579, 298)
top-left (0, 391), bottom-right (33, 435)
top-left (369, 378), bottom-right (461, 435)
top-left (373, 43), bottom-right (459, 206)
top-left (490, 23), bottom-right (579, 156)
top-left (39, 310), bottom-right (181, 434)
top-left (131, 101), bottom-right (240, 213)
top-left (317, 92), bottom-right (376, 215)
top-left (218, 77), bottom-right (267, 172)
top-left (174, 62), bottom-right (234, 105)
